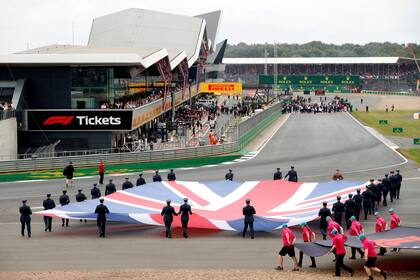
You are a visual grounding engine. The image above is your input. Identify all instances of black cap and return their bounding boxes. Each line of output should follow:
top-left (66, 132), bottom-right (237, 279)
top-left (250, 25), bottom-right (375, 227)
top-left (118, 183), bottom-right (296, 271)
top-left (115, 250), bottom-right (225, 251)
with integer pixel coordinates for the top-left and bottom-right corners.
top-left (139, 173), bottom-right (143, 176)
top-left (170, 169), bottom-right (174, 172)
top-left (22, 200), bottom-right (27, 203)
top-left (337, 195), bottom-right (341, 200)
top-left (78, 189), bottom-right (82, 192)
top-left (99, 198), bottom-right (104, 202)
top-left (357, 188), bottom-right (361, 192)
top-left (46, 194), bottom-right (51, 197)
top-left (370, 179), bottom-right (374, 182)
top-left (277, 167), bottom-right (280, 170)
top-left (183, 198), bottom-right (188, 202)
top-left (245, 198), bottom-right (251, 203)
top-left (166, 199), bottom-right (171, 204)
top-left (322, 201), bottom-right (327, 206)
top-left (348, 193), bottom-right (353, 197)
top-left (109, 179), bottom-right (113, 181)
top-left (291, 166), bottom-right (295, 169)
top-left (125, 177), bottom-right (129, 180)
top-left (93, 183), bottom-right (97, 186)
top-left (229, 169), bottom-right (232, 172)
top-left (155, 170), bottom-right (159, 173)
top-left (62, 190), bottom-right (67, 194)
top-left (396, 170), bottom-right (400, 172)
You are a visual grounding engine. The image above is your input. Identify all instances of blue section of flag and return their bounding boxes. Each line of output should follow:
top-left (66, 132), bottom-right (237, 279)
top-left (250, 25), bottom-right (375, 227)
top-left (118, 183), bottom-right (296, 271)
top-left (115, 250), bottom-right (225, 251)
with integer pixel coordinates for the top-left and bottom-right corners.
top-left (204, 180), bottom-right (244, 197)
top-left (304, 181), bottom-right (364, 200)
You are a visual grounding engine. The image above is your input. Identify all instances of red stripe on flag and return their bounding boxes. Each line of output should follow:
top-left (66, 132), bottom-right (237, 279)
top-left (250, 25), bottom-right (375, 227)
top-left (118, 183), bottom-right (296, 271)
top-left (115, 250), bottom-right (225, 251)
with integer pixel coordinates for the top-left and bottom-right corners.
top-left (109, 192), bottom-right (166, 210)
top-left (167, 181), bottom-right (210, 207)
top-left (149, 213), bottom-right (219, 230)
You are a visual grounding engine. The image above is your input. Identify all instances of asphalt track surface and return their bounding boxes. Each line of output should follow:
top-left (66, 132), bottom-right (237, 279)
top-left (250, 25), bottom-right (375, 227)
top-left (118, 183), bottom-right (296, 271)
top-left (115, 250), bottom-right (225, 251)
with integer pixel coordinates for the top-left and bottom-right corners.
top-left (1, 95), bottom-right (420, 272)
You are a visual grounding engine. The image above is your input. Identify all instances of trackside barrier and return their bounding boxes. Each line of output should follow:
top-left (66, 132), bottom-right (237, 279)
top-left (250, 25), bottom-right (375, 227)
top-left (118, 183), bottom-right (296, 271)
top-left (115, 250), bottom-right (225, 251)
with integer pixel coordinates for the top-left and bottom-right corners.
top-left (361, 90), bottom-right (420, 97)
top-left (0, 102), bottom-right (284, 173)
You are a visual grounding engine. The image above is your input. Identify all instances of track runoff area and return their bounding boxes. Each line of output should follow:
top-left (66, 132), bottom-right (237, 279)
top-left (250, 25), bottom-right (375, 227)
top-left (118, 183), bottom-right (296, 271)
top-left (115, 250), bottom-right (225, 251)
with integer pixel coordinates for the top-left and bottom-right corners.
top-left (3, 93), bottom-right (420, 279)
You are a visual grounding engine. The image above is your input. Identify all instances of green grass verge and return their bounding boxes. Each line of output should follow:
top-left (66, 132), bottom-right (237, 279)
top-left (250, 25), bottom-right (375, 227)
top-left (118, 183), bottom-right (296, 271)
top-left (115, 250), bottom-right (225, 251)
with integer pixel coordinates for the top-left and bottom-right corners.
top-left (0, 154), bottom-right (241, 183)
top-left (351, 110), bottom-right (420, 138)
top-left (399, 148), bottom-right (420, 165)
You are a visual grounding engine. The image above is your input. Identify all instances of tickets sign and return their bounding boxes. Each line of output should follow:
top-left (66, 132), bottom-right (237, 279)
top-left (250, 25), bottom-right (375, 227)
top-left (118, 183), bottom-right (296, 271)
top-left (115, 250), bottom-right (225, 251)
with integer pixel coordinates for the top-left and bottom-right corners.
top-left (199, 82), bottom-right (243, 94)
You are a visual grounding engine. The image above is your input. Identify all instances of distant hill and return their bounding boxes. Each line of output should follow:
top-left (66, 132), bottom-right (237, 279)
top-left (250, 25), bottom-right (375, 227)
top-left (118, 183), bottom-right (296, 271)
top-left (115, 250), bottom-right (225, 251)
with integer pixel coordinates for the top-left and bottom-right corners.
top-left (224, 41), bottom-right (420, 58)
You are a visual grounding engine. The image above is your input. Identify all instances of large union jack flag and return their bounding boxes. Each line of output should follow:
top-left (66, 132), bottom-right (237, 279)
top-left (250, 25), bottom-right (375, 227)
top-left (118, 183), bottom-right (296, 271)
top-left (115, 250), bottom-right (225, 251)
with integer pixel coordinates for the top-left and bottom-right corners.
top-left (37, 180), bottom-right (367, 231)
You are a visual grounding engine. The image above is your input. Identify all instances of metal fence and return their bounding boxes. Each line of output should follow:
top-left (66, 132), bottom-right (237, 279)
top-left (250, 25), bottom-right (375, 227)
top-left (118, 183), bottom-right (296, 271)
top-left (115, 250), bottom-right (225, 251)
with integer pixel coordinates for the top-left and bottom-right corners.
top-left (0, 110), bottom-right (16, 121)
top-left (0, 101), bottom-right (284, 173)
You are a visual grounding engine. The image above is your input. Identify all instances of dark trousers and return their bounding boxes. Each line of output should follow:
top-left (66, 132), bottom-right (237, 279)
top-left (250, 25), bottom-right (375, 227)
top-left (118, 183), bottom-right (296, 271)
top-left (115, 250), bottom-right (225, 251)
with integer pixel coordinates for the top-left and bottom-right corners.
top-left (345, 212), bottom-right (353, 229)
top-left (320, 227), bottom-right (327, 240)
top-left (371, 200), bottom-right (376, 215)
top-left (354, 208), bottom-right (361, 221)
top-left (363, 203), bottom-right (371, 219)
top-left (336, 254), bottom-right (353, 276)
top-left (383, 192), bottom-right (388, 206)
top-left (43, 216), bottom-right (52, 231)
top-left (390, 188), bottom-right (396, 202)
top-left (99, 172), bottom-right (104, 184)
top-left (20, 217), bottom-right (31, 237)
top-left (164, 220), bottom-right (172, 237)
top-left (299, 241), bottom-right (316, 267)
top-left (181, 219), bottom-right (189, 237)
top-left (242, 221), bottom-right (254, 238)
top-left (351, 247), bottom-right (363, 258)
top-left (97, 219), bottom-right (106, 237)
top-left (61, 218), bottom-right (69, 227)
top-left (334, 214), bottom-right (342, 226)
top-left (396, 184), bottom-right (401, 199)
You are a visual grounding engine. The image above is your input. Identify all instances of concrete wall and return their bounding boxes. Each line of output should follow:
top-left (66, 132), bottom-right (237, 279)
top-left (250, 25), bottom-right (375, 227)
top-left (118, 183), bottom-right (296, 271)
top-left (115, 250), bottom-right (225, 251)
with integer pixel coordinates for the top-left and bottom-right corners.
top-left (0, 118), bottom-right (17, 160)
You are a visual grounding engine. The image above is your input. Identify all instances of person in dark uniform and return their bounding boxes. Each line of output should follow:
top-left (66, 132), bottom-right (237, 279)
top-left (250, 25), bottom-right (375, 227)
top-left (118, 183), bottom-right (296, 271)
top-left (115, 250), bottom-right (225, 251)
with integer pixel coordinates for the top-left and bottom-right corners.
top-left (75, 189), bottom-right (87, 223)
top-left (105, 179), bottom-right (116, 195)
top-left (395, 170), bottom-right (402, 199)
top-left (381, 174), bottom-right (391, 206)
top-left (19, 200), bottom-right (32, 237)
top-left (318, 201), bottom-right (332, 240)
top-left (161, 199), bottom-right (178, 238)
top-left (285, 166), bottom-right (298, 182)
top-left (122, 177), bottom-right (134, 190)
top-left (389, 171), bottom-right (397, 202)
top-left (136, 173), bottom-right (146, 186)
top-left (63, 161), bottom-right (75, 188)
top-left (375, 180), bottom-right (383, 208)
top-left (94, 198), bottom-right (109, 238)
top-left (178, 198), bottom-right (192, 238)
top-left (225, 169), bottom-right (234, 181)
top-left (91, 183), bottom-right (101, 199)
top-left (167, 169), bottom-right (176, 181)
top-left (42, 194), bottom-right (56, 232)
top-left (153, 170), bottom-right (162, 182)
top-left (332, 196), bottom-right (345, 226)
top-left (273, 168), bottom-right (283, 180)
top-left (362, 187), bottom-right (373, 220)
top-left (242, 198), bottom-right (256, 239)
top-left (353, 189), bottom-right (363, 221)
top-left (368, 180), bottom-right (379, 213)
top-left (344, 193), bottom-right (356, 229)
top-left (59, 190), bottom-right (70, 227)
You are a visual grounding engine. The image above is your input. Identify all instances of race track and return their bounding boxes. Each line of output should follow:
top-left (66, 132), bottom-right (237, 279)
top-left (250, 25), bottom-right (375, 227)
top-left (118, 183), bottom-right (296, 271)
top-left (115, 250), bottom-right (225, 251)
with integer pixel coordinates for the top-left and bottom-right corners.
top-left (0, 108), bottom-right (419, 271)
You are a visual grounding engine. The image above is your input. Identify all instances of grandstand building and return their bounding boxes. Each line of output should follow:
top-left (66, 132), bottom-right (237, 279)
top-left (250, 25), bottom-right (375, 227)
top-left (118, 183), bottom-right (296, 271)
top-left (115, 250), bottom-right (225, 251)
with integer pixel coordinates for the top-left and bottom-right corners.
top-left (223, 57), bottom-right (420, 92)
top-left (0, 8), bottom-right (226, 158)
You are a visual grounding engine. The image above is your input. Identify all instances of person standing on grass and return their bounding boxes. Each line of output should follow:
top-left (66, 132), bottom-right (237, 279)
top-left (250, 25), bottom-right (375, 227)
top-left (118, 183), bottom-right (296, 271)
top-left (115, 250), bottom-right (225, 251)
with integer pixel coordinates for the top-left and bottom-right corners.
top-left (98, 160), bottom-right (105, 185)
top-left (275, 224), bottom-right (299, 272)
top-left (359, 234), bottom-right (387, 280)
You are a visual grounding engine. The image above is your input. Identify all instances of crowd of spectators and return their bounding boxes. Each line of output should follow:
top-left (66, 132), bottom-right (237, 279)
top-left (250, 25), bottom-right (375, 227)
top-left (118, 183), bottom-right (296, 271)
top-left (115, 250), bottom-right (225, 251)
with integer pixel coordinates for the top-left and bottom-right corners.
top-left (0, 101), bottom-right (14, 111)
top-left (99, 91), bottom-right (164, 109)
top-left (282, 96), bottom-right (353, 114)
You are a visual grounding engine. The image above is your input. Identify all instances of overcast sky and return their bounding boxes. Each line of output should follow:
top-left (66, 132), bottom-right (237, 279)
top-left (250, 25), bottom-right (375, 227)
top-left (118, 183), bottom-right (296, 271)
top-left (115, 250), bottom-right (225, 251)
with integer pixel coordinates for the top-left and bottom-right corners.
top-left (0, 0), bottom-right (419, 54)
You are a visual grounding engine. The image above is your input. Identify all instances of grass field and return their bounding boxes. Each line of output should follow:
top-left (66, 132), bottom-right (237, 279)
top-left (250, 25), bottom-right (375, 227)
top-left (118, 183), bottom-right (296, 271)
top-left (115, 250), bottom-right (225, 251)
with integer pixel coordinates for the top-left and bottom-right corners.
top-left (0, 154), bottom-right (241, 183)
top-left (351, 110), bottom-right (420, 138)
top-left (352, 110), bottom-right (420, 164)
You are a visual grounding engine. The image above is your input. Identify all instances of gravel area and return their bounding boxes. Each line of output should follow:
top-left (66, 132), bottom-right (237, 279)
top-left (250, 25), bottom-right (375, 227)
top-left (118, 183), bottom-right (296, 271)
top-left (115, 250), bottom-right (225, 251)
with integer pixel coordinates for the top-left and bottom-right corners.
top-left (1, 269), bottom-right (420, 280)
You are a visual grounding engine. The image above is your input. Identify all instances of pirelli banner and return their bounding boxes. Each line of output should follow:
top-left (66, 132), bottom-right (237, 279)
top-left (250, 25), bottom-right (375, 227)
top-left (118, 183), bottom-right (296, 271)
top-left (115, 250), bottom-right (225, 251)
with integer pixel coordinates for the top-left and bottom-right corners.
top-left (26, 110), bottom-right (133, 131)
top-left (259, 75), bottom-right (360, 86)
top-left (199, 82), bottom-right (243, 95)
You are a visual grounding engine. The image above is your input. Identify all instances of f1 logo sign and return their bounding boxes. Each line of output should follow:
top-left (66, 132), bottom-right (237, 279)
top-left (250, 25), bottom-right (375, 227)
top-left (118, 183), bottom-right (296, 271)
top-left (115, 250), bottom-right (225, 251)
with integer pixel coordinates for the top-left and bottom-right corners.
top-left (43, 116), bottom-right (74, 126)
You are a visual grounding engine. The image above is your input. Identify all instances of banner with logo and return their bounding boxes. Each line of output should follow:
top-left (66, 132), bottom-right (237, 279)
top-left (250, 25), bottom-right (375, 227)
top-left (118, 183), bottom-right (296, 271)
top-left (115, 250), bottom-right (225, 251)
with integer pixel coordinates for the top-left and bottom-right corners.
top-left (27, 110), bottom-right (133, 131)
top-left (259, 75), bottom-right (360, 86)
top-left (199, 82), bottom-right (243, 94)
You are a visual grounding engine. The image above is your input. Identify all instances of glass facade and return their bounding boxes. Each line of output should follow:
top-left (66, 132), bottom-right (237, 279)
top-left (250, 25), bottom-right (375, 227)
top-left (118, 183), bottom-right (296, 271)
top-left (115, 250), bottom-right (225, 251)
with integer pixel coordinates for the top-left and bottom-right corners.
top-left (70, 66), bottom-right (166, 109)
